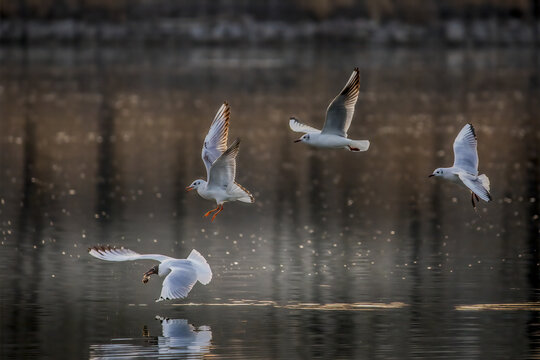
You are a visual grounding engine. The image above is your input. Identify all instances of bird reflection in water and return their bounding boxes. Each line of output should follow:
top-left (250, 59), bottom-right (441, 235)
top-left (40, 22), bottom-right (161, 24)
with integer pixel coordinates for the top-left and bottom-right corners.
top-left (89, 317), bottom-right (212, 359)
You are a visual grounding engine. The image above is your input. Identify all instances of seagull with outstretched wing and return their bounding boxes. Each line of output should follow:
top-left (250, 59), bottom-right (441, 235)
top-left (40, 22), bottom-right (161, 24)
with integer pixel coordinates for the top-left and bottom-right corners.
top-left (88, 246), bottom-right (212, 302)
top-left (429, 123), bottom-right (492, 209)
top-left (186, 102), bottom-right (254, 221)
top-left (289, 68), bottom-right (370, 152)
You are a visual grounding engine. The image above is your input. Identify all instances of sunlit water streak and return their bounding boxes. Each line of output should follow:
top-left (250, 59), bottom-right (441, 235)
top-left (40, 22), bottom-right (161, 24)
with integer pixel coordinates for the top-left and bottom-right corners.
top-left (164, 300), bottom-right (408, 310)
top-left (456, 303), bottom-right (540, 311)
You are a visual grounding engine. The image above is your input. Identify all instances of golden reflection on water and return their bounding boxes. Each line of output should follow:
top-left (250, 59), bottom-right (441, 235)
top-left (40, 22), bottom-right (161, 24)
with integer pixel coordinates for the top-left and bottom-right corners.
top-left (171, 300), bottom-right (277, 307)
top-left (279, 302), bottom-right (407, 310)
top-left (165, 300), bottom-right (408, 311)
top-left (456, 303), bottom-right (540, 311)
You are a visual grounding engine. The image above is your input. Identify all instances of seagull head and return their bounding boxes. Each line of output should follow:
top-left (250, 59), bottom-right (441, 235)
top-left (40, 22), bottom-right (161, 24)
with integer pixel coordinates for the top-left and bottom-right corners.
top-left (429, 168), bottom-right (444, 178)
top-left (294, 134), bottom-right (310, 143)
top-left (186, 180), bottom-right (205, 191)
top-left (142, 264), bottom-right (159, 283)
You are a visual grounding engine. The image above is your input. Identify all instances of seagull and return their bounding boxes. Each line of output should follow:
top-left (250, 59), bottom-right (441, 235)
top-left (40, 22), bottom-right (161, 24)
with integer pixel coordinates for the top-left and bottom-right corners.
top-left (88, 246), bottom-right (212, 302)
top-left (186, 102), bottom-right (254, 221)
top-left (289, 68), bottom-right (370, 152)
top-left (429, 123), bottom-right (492, 209)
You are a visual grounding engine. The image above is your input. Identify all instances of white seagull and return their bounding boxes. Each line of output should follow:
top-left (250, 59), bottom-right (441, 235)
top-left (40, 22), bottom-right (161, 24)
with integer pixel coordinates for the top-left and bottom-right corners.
top-left (429, 123), bottom-right (492, 208)
top-left (88, 246), bottom-right (212, 302)
top-left (289, 68), bottom-right (370, 152)
top-left (186, 102), bottom-right (254, 221)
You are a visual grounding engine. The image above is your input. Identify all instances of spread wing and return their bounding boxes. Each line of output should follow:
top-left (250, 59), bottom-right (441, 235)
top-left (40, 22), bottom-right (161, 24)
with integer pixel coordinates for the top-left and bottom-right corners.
top-left (458, 172), bottom-right (492, 202)
top-left (88, 246), bottom-right (172, 263)
top-left (157, 262), bottom-right (198, 302)
top-left (321, 68), bottom-right (360, 137)
top-left (453, 124), bottom-right (479, 175)
top-left (207, 138), bottom-right (239, 190)
top-left (289, 117), bottom-right (320, 134)
top-left (202, 103), bottom-right (230, 178)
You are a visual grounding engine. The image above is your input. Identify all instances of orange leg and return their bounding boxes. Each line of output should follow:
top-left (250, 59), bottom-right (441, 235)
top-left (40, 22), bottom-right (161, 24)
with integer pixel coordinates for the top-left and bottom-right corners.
top-left (211, 204), bottom-right (224, 222)
top-left (204, 205), bottom-right (220, 217)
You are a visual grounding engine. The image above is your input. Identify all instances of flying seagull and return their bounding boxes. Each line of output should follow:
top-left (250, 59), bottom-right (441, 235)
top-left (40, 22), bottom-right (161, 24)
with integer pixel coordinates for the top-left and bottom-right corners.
top-left (429, 123), bottom-right (492, 208)
top-left (186, 102), bottom-right (254, 221)
top-left (289, 68), bottom-right (370, 152)
top-left (88, 246), bottom-right (212, 302)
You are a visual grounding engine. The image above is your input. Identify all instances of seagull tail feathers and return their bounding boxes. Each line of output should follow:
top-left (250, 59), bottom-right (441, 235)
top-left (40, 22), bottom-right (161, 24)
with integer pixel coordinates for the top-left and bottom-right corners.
top-left (233, 182), bottom-right (254, 203)
top-left (188, 249), bottom-right (213, 285)
top-left (347, 140), bottom-right (370, 152)
top-left (478, 174), bottom-right (491, 192)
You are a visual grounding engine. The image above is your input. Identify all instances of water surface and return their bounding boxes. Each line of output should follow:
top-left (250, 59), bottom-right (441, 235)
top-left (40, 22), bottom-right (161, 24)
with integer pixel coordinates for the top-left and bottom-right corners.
top-left (0, 45), bottom-right (539, 359)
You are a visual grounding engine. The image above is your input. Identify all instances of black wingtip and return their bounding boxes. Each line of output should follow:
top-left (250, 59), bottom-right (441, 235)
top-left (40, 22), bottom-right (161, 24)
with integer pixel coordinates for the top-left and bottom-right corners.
top-left (88, 245), bottom-right (117, 253)
top-left (468, 123), bottom-right (477, 139)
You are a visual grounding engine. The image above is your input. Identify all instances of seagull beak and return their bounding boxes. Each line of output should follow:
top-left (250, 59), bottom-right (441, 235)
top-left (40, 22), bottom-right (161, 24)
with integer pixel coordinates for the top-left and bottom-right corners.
top-left (142, 267), bottom-right (158, 284)
top-left (428, 174), bottom-right (435, 178)
top-left (293, 139), bottom-right (302, 143)
top-left (185, 186), bottom-right (194, 191)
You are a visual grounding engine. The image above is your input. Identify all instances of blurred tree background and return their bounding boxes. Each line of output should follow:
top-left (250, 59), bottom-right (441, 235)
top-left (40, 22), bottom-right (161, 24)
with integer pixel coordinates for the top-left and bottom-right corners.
top-left (1, 0), bottom-right (534, 22)
top-left (0, 0), bottom-right (538, 44)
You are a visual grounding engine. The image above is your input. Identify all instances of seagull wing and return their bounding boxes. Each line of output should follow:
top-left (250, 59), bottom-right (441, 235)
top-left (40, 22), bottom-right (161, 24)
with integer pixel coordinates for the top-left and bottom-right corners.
top-left (202, 103), bottom-right (230, 178)
top-left (207, 138), bottom-right (240, 190)
top-left (453, 124), bottom-right (479, 175)
top-left (458, 172), bottom-right (492, 202)
top-left (289, 117), bottom-right (320, 134)
top-left (156, 262), bottom-right (198, 302)
top-left (88, 246), bottom-right (172, 263)
top-left (321, 68), bottom-right (360, 137)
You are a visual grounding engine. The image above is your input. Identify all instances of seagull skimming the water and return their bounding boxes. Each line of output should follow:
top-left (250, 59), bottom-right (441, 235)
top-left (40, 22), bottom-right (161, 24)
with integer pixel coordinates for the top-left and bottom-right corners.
top-left (186, 102), bottom-right (254, 221)
top-left (289, 68), bottom-right (370, 152)
top-left (88, 246), bottom-right (212, 302)
top-left (429, 123), bottom-right (492, 209)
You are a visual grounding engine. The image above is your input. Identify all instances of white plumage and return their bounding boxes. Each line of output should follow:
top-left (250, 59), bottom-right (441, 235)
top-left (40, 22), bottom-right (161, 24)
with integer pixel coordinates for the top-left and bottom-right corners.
top-left (186, 102), bottom-right (254, 221)
top-left (289, 68), bottom-right (370, 152)
top-left (88, 246), bottom-right (212, 302)
top-left (429, 124), bottom-right (492, 208)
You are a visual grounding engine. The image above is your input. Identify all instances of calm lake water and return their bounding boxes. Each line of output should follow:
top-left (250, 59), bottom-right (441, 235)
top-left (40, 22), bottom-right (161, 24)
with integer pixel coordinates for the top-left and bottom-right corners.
top-left (0, 45), bottom-right (539, 359)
